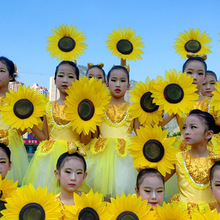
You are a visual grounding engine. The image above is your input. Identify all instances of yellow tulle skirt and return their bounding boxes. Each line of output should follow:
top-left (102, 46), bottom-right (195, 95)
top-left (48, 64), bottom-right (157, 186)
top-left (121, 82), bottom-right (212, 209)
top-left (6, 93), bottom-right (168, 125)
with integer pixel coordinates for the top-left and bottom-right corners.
top-left (22, 139), bottom-right (83, 193)
top-left (85, 138), bottom-right (138, 198)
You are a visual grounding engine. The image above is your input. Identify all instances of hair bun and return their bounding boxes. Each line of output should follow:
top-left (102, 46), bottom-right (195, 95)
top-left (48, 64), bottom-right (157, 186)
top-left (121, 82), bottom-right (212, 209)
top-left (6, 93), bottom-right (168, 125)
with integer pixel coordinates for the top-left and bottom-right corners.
top-left (186, 52), bottom-right (195, 59)
top-left (199, 53), bottom-right (207, 61)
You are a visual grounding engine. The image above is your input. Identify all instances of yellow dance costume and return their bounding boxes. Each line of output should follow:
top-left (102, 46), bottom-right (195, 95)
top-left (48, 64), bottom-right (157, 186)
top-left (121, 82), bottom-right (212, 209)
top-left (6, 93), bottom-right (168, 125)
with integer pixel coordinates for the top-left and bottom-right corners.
top-left (22, 101), bottom-right (84, 193)
top-left (86, 102), bottom-right (137, 198)
top-left (0, 97), bottom-right (28, 185)
top-left (171, 151), bottom-right (217, 211)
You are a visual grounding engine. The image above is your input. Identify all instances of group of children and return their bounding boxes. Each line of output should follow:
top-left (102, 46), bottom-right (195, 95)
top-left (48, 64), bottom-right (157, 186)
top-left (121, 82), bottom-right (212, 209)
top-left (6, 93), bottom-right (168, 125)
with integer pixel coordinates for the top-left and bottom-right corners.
top-left (1, 53), bottom-right (220, 217)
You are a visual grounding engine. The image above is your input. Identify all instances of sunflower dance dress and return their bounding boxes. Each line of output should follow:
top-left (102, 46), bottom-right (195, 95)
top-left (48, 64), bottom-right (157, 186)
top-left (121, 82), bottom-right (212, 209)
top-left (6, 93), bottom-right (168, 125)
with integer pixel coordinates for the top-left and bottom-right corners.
top-left (22, 101), bottom-right (84, 193)
top-left (170, 151), bottom-right (217, 212)
top-left (0, 97), bottom-right (28, 185)
top-left (86, 102), bottom-right (137, 198)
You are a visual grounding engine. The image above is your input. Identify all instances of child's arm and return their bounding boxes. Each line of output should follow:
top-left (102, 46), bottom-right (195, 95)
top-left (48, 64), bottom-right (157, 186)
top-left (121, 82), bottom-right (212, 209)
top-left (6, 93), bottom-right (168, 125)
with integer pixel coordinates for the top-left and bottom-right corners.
top-left (133, 118), bottom-right (140, 134)
top-left (159, 113), bottom-right (175, 127)
top-left (80, 132), bottom-right (92, 145)
top-left (31, 115), bottom-right (49, 141)
top-left (164, 166), bottom-right (176, 182)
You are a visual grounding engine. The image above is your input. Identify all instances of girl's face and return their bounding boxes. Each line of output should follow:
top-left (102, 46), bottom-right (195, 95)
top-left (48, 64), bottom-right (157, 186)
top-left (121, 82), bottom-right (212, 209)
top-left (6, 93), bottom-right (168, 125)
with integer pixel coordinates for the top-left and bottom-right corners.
top-left (183, 115), bottom-right (213, 147)
top-left (55, 64), bottom-right (77, 94)
top-left (201, 74), bottom-right (217, 97)
top-left (184, 61), bottom-right (206, 91)
top-left (0, 61), bottom-right (12, 90)
top-left (87, 67), bottom-right (105, 83)
top-left (210, 168), bottom-right (220, 204)
top-left (107, 69), bottom-right (130, 98)
top-left (55, 157), bottom-right (87, 193)
top-left (135, 174), bottom-right (164, 208)
top-left (0, 148), bottom-right (11, 179)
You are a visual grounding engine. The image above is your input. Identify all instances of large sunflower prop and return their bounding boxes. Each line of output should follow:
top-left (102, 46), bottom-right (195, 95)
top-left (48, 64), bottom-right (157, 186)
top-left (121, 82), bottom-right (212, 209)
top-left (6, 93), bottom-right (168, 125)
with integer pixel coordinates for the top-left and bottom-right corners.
top-left (106, 27), bottom-right (144, 65)
top-left (107, 193), bottom-right (156, 220)
top-left (191, 208), bottom-right (220, 220)
top-left (210, 81), bottom-right (220, 117)
top-left (0, 85), bottom-right (47, 131)
top-left (65, 77), bottom-right (111, 135)
top-left (174, 28), bottom-right (211, 58)
top-left (151, 70), bottom-right (199, 116)
top-left (155, 202), bottom-right (190, 220)
top-left (46, 24), bottom-right (87, 61)
top-left (129, 125), bottom-right (178, 176)
top-left (129, 76), bottom-right (163, 126)
top-left (1, 184), bottom-right (62, 219)
top-left (63, 189), bottom-right (109, 220)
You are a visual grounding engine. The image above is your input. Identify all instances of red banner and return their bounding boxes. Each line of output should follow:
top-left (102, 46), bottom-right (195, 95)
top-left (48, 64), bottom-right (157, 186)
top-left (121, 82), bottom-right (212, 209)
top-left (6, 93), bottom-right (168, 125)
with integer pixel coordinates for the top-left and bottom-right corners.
top-left (23, 139), bottom-right (40, 145)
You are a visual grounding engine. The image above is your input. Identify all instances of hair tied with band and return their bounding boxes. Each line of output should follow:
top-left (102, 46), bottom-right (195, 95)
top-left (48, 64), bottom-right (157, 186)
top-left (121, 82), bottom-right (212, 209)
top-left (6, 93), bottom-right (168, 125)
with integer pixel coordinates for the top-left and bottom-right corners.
top-left (68, 144), bottom-right (86, 157)
top-left (87, 63), bottom-right (104, 68)
top-left (186, 52), bottom-right (207, 61)
top-left (14, 64), bottom-right (18, 74)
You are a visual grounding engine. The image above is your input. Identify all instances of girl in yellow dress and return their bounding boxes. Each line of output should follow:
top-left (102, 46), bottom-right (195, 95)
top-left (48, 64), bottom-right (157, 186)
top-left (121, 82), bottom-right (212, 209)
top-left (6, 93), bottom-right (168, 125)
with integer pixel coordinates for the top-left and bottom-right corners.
top-left (0, 56), bottom-right (28, 184)
top-left (86, 65), bottom-right (139, 199)
top-left (22, 61), bottom-right (85, 193)
top-left (135, 168), bottom-right (164, 209)
top-left (55, 151), bottom-right (87, 209)
top-left (167, 109), bottom-right (220, 211)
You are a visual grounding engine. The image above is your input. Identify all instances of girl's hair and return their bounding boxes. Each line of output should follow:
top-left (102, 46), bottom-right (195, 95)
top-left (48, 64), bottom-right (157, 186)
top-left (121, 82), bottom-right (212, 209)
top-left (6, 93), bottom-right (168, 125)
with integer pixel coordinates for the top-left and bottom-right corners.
top-left (136, 168), bottom-right (164, 190)
top-left (56, 152), bottom-right (87, 172)
top-left (86, 65), bottom-right (106, 81)
top-left (182, 56), bottom-right (207, 74)
top-left (107, 65), bottom-right (129, 83)
top-left (0, 143), bottom-right (11, 162)
top-left (189, 109), bottom-right (220, 134)
top-left (0, 56), bottom-right (17, 82)
top-left (210, 161), bottom-right (220, 182)
top-left (54, 61), bottom-right (79, 80)
top-left (206, 70), bottom-right (218, 81)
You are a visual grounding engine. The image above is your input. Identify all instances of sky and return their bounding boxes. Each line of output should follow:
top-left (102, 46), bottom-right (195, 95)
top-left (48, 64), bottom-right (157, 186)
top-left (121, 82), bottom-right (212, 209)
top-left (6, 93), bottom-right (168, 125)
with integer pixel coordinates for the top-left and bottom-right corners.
top-left (1, 0), bottom-right (220, 89)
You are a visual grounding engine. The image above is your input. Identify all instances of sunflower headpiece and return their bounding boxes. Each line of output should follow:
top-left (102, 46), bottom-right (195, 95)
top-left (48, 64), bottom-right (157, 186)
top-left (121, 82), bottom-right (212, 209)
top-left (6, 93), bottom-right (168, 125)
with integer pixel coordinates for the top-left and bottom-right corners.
top-left (1, 184), bottom-right (62, 219)
top-left (68, 144), bottom-right (86, 157)
top-left (65, 77), bottom-right (111, 135)
top-left (174, 28), bottom-right (211, 59)
top-left (106, 27), bottom-right (144, 67)
top-left (0, 85), bottom-right (47, 131)
top-left (46, 24), bottom-right (87, 61)
top-left (129, 76), bottom-right (163, 126)
top-left (210, 81), bottom-right (220, 117)
top-left (129, 125), bottom-right (178, 176)
top-left (151, 69), bottom-right (199, 116)
top-left (88, 63), bottom-right (104, 68)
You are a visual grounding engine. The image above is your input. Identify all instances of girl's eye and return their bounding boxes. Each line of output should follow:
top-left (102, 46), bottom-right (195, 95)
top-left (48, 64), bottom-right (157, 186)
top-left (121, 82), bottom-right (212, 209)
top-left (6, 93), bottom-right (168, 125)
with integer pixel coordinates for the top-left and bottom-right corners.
top-left (144, 188), bottom-right (151, 193)
top-left (65, 169), bottom-right (71, 174)
top-left (215, 184), bottom-right (220, 187)
top-left (0, 69), bottom-right (6, 73)
top-left (68, 75), bottom-right (74, 78)
top-left (98, 77), bottom-right (102, 79)
top-left (0, 160), bottom-right (6, 163)
top-left (183, 126), bottom-right (186, 130)
top-left (121, 80), bottom-right (126, 82)
top-left (191, 125), bottom-right (197, 129)
top-left (77, 171), bottom-right (83, 175)
top-left (198, 72), bottom-right (204, 75)
top-left (57, 74), bottom-right (63, 77)
top-left (186, 71), bottom-right (192, 74)
top-left (88, 75), bottom-right (93, 79)
top-left (111, 79), bottom-right (116, 82)
top-left (157, 189), bottom-right (164, 193)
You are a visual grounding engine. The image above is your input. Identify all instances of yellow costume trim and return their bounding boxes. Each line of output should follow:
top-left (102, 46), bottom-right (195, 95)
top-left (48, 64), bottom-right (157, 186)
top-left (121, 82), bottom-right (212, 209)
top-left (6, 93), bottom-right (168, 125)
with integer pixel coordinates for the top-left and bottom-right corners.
top-left (90, 137), bottom-right (129, 158)
top-left (46, 102), bottom-right (71, 130)
top-left (177, 152), bottom-right (211, 190)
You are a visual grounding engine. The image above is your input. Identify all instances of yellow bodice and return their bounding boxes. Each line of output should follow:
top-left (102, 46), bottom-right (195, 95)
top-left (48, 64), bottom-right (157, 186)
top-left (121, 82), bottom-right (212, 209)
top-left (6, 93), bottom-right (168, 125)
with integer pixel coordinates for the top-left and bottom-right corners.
top-left (176, 151), bottom-right (216, 204)
top-left (46, 101), bottom-right (80, 142)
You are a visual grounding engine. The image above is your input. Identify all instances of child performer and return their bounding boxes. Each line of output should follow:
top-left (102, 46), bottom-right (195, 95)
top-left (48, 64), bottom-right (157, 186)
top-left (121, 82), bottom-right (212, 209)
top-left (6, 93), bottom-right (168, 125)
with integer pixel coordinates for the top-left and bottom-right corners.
top-left (54, 151), bottom-right (87, 207)
top-left (201, 70), bottom-right (218, 97)
top-left (135, 168), bottom-right (164, 209)
top-left (168, 109), bottom-right (220, 211)
top-left (86, 65), bottom-right (139, 199)
top-left (23, 61), bottom-right (85, 193)
top-left (0, 56), bottom-right (28, 184)
top-left (86, 63), bottom-right (106, 83)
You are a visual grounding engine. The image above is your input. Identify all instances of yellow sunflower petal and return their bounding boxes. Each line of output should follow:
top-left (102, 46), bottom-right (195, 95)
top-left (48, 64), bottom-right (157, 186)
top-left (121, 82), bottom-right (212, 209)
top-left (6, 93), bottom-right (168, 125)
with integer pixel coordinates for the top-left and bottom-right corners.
top-left (46, 24), bottom-right (87, 61)
top-left (0, 85), bottom-right (47, 131)
top-left (106, 27), bottom-right (144, 61)
top-left (174, 28), bottom-right (212, 59)
top-left (129, 125), bottom-right (178, 176)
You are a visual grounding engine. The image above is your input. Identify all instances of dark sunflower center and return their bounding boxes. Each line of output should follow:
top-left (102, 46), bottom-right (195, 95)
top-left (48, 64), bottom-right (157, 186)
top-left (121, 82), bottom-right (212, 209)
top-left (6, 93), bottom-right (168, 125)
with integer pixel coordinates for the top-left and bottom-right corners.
top-left (116, 39), bottom-right (133, 55)
top-left (117, 211), bottom-right (138, 220)
top-left (143, 139), bottom-right (164, 162)
top-left (184, 40), bottom-right (201, 53)
top-left (58, 36), bottom-right (76, 52)
top-left (164, 83), bottom-right (184, 104)
top-left (13, 99), bottom-right (34, 119)
top-left (19, 203), bottom-right (45, 220)
top-left (78, 99), bottom-right (95, 121)
top-left (140, 92), bottom-right (159, 113)
top-left (78, 207), bottom-right (100, 220)
top-left (0, 200), bottom-right (6, 218)
top-left (0, 190), bottom-right (2, 198)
